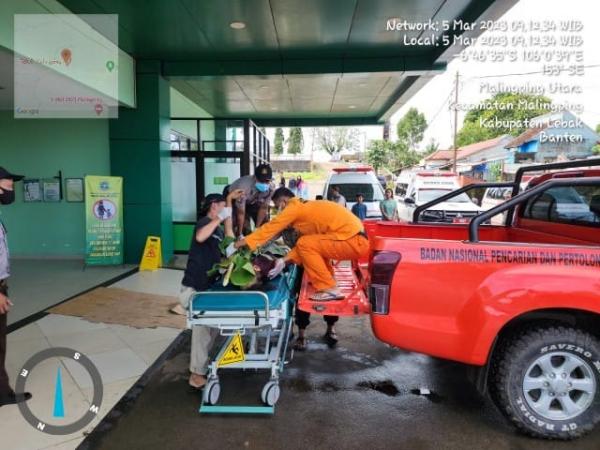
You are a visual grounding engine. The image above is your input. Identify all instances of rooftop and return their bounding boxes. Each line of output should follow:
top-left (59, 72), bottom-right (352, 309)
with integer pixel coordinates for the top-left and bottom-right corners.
top-left (425, 135), bottom-right (512, 161)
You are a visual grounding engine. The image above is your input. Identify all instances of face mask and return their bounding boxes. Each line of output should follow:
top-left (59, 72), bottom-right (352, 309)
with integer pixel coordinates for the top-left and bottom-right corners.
top-left (255, 182), bottom-right (269, 193)
top-left (0, 189), bottom-right (15, 205)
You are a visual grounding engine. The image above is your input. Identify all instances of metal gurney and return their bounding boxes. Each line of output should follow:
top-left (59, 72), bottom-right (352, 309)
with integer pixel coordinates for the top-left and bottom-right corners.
top-left (187, 265), bottom-right (298, 414)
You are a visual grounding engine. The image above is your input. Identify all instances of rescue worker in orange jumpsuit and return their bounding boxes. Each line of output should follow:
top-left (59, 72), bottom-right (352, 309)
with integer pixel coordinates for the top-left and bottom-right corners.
top-left (232, 187), bottom-right (369, 301)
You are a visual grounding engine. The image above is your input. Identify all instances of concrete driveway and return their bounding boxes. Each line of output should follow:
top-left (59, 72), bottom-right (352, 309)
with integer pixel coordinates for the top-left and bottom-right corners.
top-left (79, 316), bottom-right (600, 450)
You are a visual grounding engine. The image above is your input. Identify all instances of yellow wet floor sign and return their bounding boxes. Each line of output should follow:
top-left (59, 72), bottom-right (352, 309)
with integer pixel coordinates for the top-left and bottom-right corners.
top-left (140, 236), bottom-right (162, 271)
top-left (218, 332), bottom-right (245, 366)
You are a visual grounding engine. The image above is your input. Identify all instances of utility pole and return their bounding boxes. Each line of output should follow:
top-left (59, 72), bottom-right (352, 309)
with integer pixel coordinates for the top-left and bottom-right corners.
top-left (452, 71), bottom-right (459, 173)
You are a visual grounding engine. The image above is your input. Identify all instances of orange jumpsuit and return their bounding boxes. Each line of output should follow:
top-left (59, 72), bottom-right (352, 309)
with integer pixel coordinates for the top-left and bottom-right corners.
top-left (245, 198), bottom-right (369, 290)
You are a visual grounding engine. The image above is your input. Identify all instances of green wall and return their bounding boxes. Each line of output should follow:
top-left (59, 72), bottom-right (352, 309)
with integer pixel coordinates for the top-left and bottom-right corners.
top-left (0, 112), bottom-right (110, 256)
top-left (110, 63), bottom-right (174, 264)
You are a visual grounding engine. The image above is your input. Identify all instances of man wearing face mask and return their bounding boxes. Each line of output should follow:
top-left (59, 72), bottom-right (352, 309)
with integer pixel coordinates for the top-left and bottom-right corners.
top-left (170, 189), bottom-right (243, 389)
top-left (227, 164), bottom-right (274, 236)
top-left (0, 167), bottom-right (32, 407)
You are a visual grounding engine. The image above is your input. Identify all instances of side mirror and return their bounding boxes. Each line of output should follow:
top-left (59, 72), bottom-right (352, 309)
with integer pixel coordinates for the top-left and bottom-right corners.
top-left (404, 197), bottom-right (415, 205)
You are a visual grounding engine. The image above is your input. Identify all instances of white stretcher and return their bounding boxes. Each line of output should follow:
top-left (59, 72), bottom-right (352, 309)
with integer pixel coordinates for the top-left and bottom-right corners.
top-left (187, 265), bottom-right (298, 414)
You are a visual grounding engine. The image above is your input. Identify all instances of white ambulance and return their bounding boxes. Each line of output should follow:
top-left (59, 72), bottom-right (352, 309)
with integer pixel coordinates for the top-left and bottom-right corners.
top-left (323, 167), bottom-right (385, 219)
top-left (397, 172), bottom-right (482, 223)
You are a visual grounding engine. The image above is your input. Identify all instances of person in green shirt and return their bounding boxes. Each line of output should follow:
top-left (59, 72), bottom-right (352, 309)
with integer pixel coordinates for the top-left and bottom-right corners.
top-left (379, 188), bottom-right (398, 221)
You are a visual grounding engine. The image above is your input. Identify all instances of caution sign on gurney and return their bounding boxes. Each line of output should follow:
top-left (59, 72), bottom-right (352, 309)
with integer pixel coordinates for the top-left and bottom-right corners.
top-left (218, 332), bottom-right (246, 367)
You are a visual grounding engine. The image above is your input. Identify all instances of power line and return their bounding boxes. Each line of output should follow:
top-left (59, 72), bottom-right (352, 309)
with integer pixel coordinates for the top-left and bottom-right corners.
top-left (427, 87), bottom-right (455, 127)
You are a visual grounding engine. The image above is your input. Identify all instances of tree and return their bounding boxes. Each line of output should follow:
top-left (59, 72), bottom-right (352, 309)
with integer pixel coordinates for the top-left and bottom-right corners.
top-left (314, 127), bottom-right (360, 156)
top-left (366, 140), bottom-right (420, 173)
top-left (391, 141), bottom-right (420, 171)
top-left (596, 123), bottom-right (600, 134)
top-left (287, 127), bottom-right (304, 154)
top-left (424, 138), bottom-right (439, 156)
top-left (456, 93), bottom-right (553, 146)
top-left (396, 107), bottom-right (427, 150)
top-left (593, 144), bottom-right (600, 155)
top-left (274, 128), bottom-right (284, 155)
top-left (366, 140), bottom-right (390, 173)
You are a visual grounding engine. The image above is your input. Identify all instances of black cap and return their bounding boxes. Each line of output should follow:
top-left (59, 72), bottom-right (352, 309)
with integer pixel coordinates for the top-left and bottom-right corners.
top-left (201, 193), bottom-right (225, 210)
top-left (0, 167), bottom-right (24, 181)
top-left (255, 164), bottom-right (273, 183)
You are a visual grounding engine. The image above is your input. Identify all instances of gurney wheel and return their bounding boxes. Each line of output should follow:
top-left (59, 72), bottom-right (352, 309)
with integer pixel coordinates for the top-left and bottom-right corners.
top-left (261, 381), bottom-right (280, 406)
top-left (203, 381), bottom-right (221, 405)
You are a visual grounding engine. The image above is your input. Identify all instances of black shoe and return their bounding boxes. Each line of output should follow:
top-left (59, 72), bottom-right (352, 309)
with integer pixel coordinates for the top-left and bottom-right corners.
top-left (0, 392), bottom-right (32, 407)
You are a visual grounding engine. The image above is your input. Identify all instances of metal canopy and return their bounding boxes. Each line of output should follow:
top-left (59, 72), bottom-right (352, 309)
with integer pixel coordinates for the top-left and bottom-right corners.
top-left (57, 0), bottom-right (517, 125)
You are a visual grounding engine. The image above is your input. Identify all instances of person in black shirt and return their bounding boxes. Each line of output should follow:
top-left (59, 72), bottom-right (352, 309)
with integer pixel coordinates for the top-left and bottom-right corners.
top-left (0, 167), bottom-right (32, 407)
top-left (172, 188), bottom-right (242, 389)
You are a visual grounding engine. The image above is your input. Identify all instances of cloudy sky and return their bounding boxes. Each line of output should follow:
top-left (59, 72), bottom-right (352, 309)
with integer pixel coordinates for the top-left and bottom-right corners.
top-left (390, 0), bottom-right (600, 150)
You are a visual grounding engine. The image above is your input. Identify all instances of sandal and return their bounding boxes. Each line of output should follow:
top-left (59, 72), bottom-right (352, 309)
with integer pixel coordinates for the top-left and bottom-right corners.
top-left (324, 330), bottom-right (338, 348)
top-left (293, 337), bottom-right (307, 351)
top-left (188, 373), bottom-right (207, 390)
top-left (310, 290), bottom-right (345, 302)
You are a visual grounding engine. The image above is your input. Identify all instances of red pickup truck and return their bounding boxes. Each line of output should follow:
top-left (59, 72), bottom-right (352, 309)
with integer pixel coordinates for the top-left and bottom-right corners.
top-left (363, 159), bottom-right (600, 439)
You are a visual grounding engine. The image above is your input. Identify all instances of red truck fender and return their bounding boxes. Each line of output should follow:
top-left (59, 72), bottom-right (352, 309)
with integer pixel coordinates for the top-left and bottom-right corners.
top-left (458, 265), bottom-right (600, 365)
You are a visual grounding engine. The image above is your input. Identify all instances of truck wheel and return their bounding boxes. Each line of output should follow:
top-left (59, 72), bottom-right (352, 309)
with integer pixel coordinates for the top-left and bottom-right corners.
top-left (491, 326), bottom-right (600, 440)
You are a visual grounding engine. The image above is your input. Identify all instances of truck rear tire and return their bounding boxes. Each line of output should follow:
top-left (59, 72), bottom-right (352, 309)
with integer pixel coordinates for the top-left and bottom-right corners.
top-left (491, 326), bottom-right (600, 440)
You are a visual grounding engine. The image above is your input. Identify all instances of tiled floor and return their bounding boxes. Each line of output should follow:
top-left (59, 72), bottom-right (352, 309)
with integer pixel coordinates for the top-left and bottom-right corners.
top-left (0, 269), bottom-right (184, 450)
top-left (8, 258), bottom-right (136, 325)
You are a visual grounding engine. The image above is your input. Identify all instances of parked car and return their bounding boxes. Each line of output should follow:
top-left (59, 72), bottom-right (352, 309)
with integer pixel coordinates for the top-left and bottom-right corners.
top-left (481, 187), bottom-right (512, 224)
top-left (323, 167), bottom-right (385, 219)
top-left (482, 182), bottom-right (531, 225)
top-left (394, 170), bottom-right (413, 200)
top-left (363, 158), bottom-right (600, 439)
top-left (397, 171), bottom-right (482, 223)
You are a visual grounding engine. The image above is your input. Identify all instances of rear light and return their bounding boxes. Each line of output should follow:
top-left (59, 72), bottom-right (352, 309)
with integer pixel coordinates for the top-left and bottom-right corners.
top-left (369, 251), bottom-right (402, 314)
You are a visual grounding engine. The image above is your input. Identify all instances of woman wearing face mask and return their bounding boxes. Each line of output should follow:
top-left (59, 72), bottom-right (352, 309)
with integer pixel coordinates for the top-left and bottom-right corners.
top-left (0, 167), bottom-right (32, 407)
top-left (226, 164), bottom-right (274, 236)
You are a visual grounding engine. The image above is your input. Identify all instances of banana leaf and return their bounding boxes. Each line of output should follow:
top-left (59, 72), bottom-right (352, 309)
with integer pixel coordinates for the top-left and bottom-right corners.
top-left (208, 236), bottom-right (289, 288)
top-left (218, 236), bottom-right (236, 255)
top-left (230, 261), bottom-right (257, 287)
top-left (259, 241), bottom-right (290, 257)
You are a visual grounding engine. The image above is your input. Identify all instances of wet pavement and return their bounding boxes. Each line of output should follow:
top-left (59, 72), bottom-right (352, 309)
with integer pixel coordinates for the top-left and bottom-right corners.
top-left (79, 316), bottom-right (600, 450)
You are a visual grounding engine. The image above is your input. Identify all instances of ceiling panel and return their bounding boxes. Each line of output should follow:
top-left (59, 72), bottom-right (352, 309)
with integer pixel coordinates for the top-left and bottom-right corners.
top-left (179, 0), bottom-right (280, 59)
top-left (286, 75), bottom-right (339, 100)
top-left (54, 0), bottom-right (514, 124)
top-left (335, 73), bottom-right (391, 98)
top-left (269, 0), bottom-right (356, 58)
top-left (234, 76), bottom-right (287, 101)
top-left (331, 97), bottom-right (375, 113)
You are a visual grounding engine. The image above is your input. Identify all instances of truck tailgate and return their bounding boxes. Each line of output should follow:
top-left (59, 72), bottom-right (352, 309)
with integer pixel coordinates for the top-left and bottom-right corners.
top-left (297, 263), bottom-right (370, 316)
